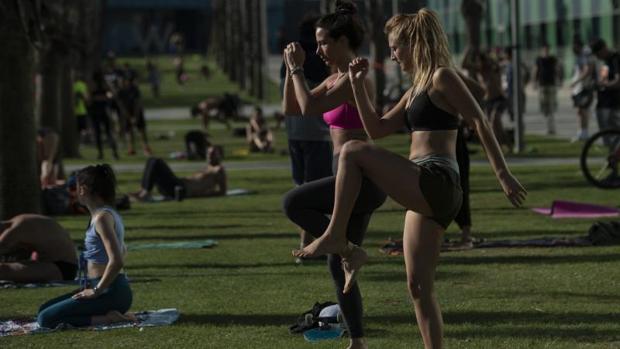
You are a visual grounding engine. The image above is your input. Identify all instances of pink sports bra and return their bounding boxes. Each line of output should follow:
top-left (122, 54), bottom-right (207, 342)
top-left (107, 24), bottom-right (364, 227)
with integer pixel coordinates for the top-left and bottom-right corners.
top-left (323, 102), bottom-right (364, 129)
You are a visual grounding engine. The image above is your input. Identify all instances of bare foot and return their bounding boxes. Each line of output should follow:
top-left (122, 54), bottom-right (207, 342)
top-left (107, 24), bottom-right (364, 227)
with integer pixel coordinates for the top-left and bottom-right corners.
top-left (105, 310), bottom-right (137, 324)
top-left (342, 245), bottom-right (368, 294)
top-left (292, 233), bottom-right (346, 258)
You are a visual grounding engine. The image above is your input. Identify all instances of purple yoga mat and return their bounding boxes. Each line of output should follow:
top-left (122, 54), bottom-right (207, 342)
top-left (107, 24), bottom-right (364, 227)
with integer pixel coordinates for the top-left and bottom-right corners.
top-left (532, 200), bottom-right (620, 218)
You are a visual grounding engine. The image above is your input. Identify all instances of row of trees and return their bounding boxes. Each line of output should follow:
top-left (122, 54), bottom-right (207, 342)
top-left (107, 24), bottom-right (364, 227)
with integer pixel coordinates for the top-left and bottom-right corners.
top-left (0, 0), bottom-right (106, 219)
top-left (209, 0), bottom-right (480, 113)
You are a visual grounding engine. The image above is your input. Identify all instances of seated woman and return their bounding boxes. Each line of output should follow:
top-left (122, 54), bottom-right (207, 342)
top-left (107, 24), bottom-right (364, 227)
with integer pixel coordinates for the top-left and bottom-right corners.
top-left (0, 214), bottom-right (77, 283)
top-left (246, 106), bottom-right (274, 153)
top-left (131, 145), bottom-right (227, 201)
top-left (37, 164), bottom-right (133, 329)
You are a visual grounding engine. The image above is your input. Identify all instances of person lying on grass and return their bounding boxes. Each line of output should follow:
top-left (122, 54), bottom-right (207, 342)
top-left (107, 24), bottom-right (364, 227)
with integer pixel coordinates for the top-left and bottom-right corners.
top-left (0, 214), bottom-right (77, 283)
top-left (130, 145), bottom-right (227, 202)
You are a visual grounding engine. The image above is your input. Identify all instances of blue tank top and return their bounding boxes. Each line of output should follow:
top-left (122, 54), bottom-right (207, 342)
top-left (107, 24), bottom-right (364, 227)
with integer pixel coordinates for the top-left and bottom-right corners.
top-left (83, 207), bottom-right (125, 264)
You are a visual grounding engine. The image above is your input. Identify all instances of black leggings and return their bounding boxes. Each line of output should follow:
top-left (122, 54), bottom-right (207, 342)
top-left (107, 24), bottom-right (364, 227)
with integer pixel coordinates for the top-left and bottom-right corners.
top-left (90, 110), bottom-right (118, 158)
top-left (454, 126), bottom-right (471, 228)
top-left (282, 175), bottom-right (386, 338)
top-left (141, 158), bottom-right (184, 197)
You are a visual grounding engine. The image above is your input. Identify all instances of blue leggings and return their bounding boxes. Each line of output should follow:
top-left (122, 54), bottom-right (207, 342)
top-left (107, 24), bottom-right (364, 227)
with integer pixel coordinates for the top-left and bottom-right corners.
top-left (37, 274), bottom-right (132, 329)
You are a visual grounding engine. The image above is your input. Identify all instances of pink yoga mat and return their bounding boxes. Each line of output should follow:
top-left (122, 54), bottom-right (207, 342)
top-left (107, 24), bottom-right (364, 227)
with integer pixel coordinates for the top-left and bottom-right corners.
top-left (532, 200), bottom-right (620, 218)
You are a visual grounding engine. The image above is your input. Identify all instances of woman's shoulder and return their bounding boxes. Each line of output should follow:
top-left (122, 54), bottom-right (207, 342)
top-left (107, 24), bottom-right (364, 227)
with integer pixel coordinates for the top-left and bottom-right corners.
top-left (431, 67), bottom-right (464, 93)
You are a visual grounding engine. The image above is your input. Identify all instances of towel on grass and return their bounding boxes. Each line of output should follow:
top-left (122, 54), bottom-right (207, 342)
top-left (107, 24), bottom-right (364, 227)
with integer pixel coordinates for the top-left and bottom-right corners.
top-left (0, 308), bottom-right (179, 337)
top-left (532, 200), bottom-right (619, 219)
top-left (0, 277), bottom-right (160, 290)
top-left (127, 239), bottom-right (217, 251)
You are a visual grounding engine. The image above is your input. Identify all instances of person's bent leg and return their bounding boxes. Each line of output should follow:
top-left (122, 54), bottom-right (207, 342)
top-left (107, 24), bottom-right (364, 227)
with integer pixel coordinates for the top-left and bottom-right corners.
top-left (150, 158), bottom-right (183, 197)
top-left (403, 211), bottom-right (445, 349)
top-left (37, 275), bottom-right (132, 329)
top-left (294, 140), bottom-right (432, 258)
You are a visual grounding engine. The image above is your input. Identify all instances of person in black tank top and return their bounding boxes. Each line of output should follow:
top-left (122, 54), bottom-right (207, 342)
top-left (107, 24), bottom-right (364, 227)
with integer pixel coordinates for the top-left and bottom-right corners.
top-left (292, 9), bottom-right (527, 348)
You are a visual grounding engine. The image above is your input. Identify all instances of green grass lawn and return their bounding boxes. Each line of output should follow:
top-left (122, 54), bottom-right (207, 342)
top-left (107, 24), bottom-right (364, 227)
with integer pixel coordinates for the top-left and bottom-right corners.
top-left (5, 135), bottom-right (620, 348)
top-left (117, 55), bottom-right (280, 108)
top-left (5, 57), bottom-right (619, 347)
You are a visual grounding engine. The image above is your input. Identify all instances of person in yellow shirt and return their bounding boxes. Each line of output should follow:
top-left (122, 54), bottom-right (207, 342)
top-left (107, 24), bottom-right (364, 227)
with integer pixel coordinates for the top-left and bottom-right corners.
top-left (74, 76), bottom-right (90, 145)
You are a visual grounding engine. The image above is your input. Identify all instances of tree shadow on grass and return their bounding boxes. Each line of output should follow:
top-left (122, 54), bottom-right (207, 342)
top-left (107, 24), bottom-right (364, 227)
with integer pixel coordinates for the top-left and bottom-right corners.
top-left (180, 313), bottom-right (293, 326)
top-left (375, 252), bottom-right (620, 266)
top-left (124, 232), bottom-right (297, 242)
top-left (129, 261), bottom-right (295, 270)
top-left (366, 311), bottom-right (619, 340)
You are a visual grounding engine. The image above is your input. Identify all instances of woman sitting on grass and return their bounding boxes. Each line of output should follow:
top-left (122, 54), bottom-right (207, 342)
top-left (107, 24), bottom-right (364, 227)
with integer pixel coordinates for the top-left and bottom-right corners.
top-left (37, 164), bottom-right (133, 329)
top-left (131, 145), bottom-right (227, 202)
top-left (246, 106), bottom-right (275, 153)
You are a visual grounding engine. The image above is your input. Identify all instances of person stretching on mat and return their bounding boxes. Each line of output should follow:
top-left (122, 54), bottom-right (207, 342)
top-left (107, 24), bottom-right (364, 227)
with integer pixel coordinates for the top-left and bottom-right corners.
top-left (293, 9), bottom-right (527, 348)
top-left (37, 164), bottom-right (133, 329)
top-left (0, 214), bottom-right (77, 283)
top-left (282, 2), bottom-right (387, 348)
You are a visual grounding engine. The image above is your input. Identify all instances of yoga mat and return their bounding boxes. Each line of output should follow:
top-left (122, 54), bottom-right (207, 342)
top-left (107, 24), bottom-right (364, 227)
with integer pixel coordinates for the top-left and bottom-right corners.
top-left (0, 308), bottom-right (179, 337)
top-left (532, 200), bottom-right (619, 218)
top-left (0, 280), bottom-right (78, 289)
top-left (127, 239), bottom-right (217, 251)
top-left (226, 188), bottom-right (254, 196)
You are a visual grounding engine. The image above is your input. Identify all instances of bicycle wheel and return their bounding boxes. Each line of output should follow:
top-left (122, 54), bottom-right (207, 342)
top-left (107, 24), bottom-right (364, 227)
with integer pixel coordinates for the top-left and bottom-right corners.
top-left (580, 129), bottom-right (620, 189)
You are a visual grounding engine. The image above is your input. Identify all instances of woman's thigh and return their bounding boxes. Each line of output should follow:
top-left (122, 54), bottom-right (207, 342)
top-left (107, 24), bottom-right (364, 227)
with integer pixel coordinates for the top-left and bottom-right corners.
top-left (345, 143), bottom-right (432, 215)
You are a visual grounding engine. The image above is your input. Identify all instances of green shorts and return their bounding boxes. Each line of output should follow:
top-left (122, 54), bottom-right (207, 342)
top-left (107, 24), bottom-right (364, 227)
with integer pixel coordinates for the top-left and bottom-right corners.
top-left (413, 156), bottom-right (462, 229)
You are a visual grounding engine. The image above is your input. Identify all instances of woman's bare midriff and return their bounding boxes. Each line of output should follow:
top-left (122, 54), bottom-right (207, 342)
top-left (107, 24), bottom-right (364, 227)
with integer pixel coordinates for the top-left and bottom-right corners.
top-left (330, 128), bottom-right (369, 155)
top-left (87, 262), bottom-right (124, 279)
top-left (408, 130), bottom-right (458, 160)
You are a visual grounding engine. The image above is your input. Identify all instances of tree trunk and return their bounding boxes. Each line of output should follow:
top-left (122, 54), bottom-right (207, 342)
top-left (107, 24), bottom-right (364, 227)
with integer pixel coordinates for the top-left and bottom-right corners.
top-left (366, 0), bottom-right (387, 111)
top-left (60, 62), bottom-right (79, 158)
top-left (0, 1), bottom-right (41, 219)
top-left (39, 48), bottom-right (62, 132)
top-left (461, 0), bottom-right (484, 52)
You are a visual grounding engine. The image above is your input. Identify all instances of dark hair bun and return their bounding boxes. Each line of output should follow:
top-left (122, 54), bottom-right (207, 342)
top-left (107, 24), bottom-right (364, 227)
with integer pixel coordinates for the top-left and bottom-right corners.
top-left (335, 0), bottom-right (357, 15)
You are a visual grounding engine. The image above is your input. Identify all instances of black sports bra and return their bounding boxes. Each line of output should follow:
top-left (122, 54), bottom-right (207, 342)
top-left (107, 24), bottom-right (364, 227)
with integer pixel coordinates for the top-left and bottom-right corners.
top-left (405, 91), bottom-right (460, 132)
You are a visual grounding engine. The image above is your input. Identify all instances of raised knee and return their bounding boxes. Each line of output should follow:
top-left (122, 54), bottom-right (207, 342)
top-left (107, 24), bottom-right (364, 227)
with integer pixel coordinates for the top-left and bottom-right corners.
top-left (341, 140), bottom-right (369, 159)
top-left (37, 310), bottom-right (57, 329)
top-left (281, 189), bottom-right (300, 218)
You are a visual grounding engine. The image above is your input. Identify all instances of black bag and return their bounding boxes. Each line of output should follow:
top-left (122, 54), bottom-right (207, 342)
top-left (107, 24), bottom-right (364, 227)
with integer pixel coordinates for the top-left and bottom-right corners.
top-left (288, 301), bottom-right (337, 334)
top-left (587, 221), bottom-right (620, 245)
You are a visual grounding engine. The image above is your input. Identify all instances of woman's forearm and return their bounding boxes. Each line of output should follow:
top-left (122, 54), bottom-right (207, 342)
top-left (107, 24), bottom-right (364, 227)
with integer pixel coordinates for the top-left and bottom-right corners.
top-left (351, 80), bottom-right (386, 139)
top-left (95, 259), bottom-right (123, 291)
top-left (283, 73), bottom-right (301, 115)
top-left (291, 73), bottom-right (315, 115)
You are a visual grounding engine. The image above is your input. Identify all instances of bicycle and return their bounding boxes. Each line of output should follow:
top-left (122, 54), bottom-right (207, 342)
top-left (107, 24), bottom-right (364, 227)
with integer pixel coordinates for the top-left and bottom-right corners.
top-left (580, 128), bottom-right (620, 189)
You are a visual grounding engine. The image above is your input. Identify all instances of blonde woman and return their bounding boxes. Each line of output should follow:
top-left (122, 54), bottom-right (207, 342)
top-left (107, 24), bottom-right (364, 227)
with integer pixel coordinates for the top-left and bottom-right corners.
top-left (293, 9), bottom-right (527, 348)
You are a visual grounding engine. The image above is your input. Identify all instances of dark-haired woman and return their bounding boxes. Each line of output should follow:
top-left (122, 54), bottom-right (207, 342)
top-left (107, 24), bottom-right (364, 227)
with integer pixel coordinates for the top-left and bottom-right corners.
top-left (281, 2), bottom-right (385, 348)
top-left (37, 164), bottom-right (133, 329)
